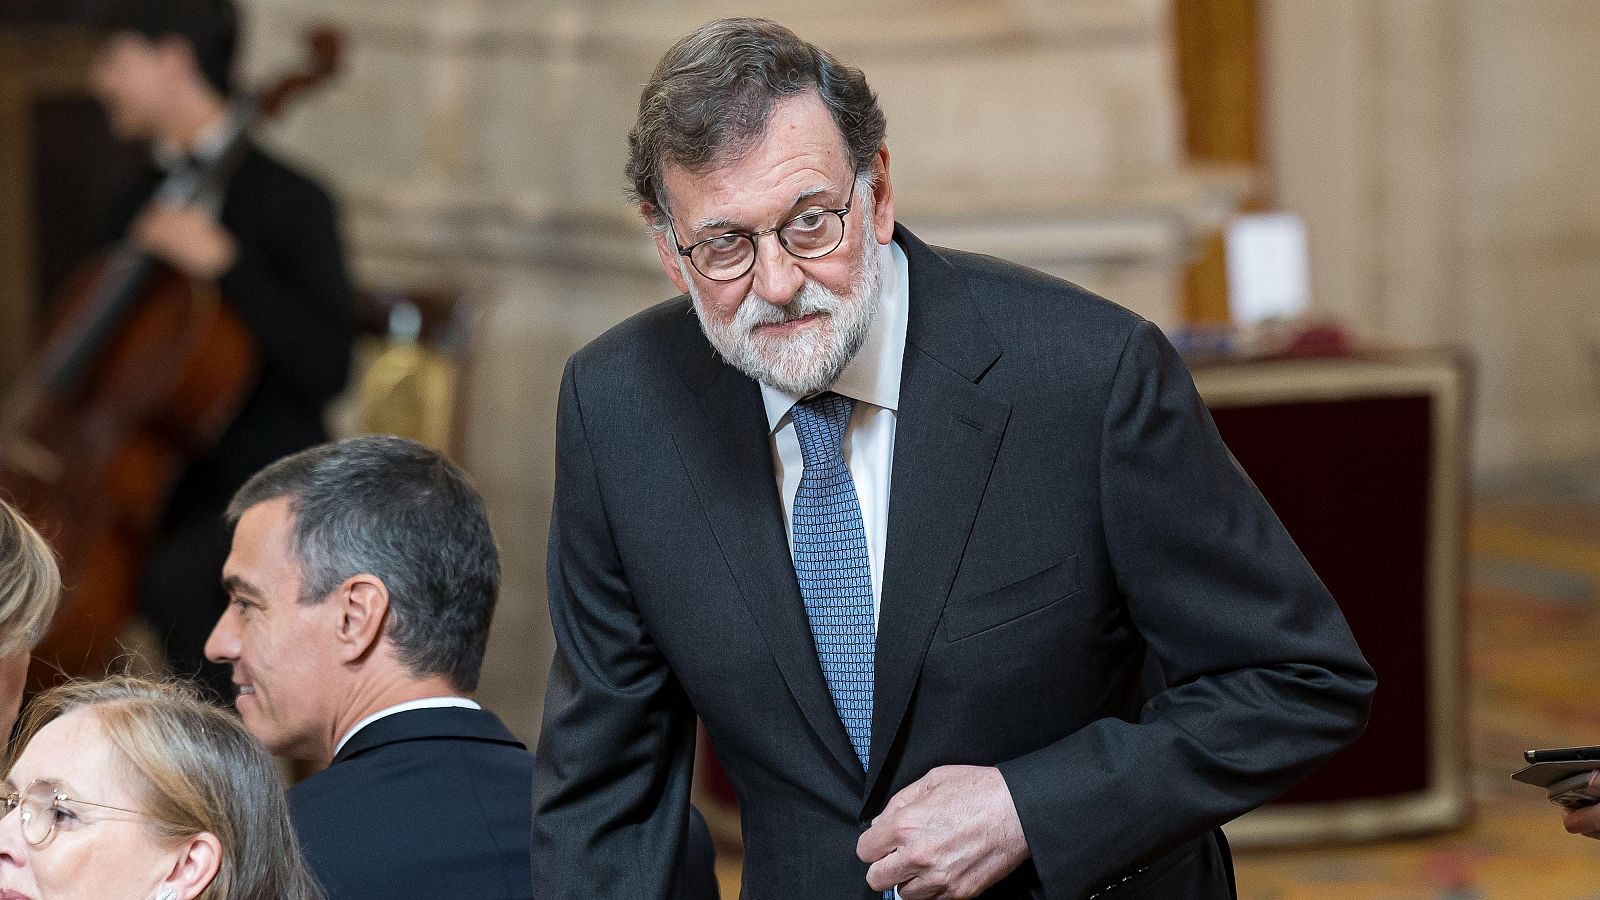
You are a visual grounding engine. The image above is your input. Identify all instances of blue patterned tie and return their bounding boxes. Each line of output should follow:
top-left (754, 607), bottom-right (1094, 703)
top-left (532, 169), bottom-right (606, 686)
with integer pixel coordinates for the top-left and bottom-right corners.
top-left (789, 392), bottom-right (876, 772)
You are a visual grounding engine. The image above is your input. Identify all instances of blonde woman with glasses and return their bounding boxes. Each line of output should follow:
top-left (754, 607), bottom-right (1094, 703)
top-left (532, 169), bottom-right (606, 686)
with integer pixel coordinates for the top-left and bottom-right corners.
top-left (0, 676), bottom-right (323, 900)
top-left (0, 499), bottom-right (59, 749)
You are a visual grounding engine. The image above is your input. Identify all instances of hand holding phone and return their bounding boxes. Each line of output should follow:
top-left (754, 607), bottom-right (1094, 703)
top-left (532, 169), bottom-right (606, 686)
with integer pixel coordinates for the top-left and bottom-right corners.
top-left (1546, 771), bottom-right (1600, 810)
top-left (1514, 745), bottom-right (1600, 810)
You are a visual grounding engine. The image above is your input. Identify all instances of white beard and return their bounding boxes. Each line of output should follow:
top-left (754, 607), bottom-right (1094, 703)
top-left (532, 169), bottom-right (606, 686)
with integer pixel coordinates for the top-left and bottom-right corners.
top-left (685, 194), bottom-right (882, 397)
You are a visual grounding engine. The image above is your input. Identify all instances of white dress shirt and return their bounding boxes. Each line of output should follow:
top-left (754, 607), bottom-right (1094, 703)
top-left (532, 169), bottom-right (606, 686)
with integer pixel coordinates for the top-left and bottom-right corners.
top-left (332, 696), bottom-right (481, 758)
top-left (759, 238), bottom-right (910, 630)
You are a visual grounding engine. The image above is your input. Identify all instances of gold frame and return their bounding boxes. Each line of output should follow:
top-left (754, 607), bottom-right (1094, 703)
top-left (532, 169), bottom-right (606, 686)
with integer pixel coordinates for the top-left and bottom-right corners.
top-left (1193, 353), bottom-right (1471, 846)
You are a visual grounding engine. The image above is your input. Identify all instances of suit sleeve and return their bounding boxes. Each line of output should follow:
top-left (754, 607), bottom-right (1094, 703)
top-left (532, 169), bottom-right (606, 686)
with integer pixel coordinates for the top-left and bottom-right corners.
top-left (994, 319), bottom-right (1377, 896)
top-left (217, 177), bottom-right (354, 404)
top-left (532, 357), bottom-right (700, 899)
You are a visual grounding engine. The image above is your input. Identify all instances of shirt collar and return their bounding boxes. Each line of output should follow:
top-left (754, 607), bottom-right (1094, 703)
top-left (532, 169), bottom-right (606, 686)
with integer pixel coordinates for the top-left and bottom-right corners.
top-left (758, 237), bottom-right (909, 433)
top-left (332, 696), bottom-right (481, 759)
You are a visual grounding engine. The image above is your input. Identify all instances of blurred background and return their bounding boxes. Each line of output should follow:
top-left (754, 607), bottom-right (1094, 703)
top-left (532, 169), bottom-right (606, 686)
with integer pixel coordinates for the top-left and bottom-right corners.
top-left (3, 0), bottom-right (1599, 896)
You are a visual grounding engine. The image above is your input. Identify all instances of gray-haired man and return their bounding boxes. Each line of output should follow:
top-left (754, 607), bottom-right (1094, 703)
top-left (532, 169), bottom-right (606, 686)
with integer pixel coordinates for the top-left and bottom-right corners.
top-left (534, 16), bottom-right (1374, 900)
top-left (206, 436), bottom-right (716, 899)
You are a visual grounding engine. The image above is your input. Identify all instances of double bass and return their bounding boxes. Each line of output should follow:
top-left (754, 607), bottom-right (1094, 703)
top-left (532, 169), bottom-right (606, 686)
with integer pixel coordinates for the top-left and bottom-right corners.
top-left (0, 28), bottom-right (345, 686)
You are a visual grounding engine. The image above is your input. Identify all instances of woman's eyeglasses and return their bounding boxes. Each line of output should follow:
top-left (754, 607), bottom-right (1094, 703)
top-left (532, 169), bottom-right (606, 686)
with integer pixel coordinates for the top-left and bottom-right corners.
top-left (2, 779), bottom-right (151, 846)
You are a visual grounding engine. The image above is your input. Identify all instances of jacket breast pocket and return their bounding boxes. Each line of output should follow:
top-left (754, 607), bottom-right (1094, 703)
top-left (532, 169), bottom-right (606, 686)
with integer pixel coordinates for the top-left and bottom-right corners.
top-left (943, 554), bottom-right (1081, 643)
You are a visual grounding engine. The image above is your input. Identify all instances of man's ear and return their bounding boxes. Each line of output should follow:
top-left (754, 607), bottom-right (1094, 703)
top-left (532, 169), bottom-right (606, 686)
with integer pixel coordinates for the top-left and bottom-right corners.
top-left (645, 205), bottom-right (692, 295)
top-left (870, 143), bottom-right (895, 245)
top-left (160, 830), bottom-right (221, 900)
top-left (334, 573), bottom-right (390, 664)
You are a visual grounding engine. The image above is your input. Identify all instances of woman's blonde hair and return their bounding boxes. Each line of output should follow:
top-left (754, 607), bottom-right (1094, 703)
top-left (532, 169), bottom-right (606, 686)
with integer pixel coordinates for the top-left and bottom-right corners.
top-left (0, 498), bottom-right (59, 658)
top-left (9, 676), bottom-right (324, 900)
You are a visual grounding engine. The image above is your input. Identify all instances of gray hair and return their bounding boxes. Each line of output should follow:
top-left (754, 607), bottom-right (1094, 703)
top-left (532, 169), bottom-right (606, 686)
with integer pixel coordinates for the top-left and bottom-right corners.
top-left (225, 436), bottom-right (500, 693)
top-left (0, 498), bottom-right (59, 657)
top-left (626, 17), bottom-right (887, 223)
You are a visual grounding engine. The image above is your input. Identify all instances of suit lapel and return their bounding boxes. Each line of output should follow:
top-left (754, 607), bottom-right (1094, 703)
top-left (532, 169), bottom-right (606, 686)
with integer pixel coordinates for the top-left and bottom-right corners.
top-left (667, 335), bottom-right (865, 781)
top-left (863, 227), bottom-right (1010, 803)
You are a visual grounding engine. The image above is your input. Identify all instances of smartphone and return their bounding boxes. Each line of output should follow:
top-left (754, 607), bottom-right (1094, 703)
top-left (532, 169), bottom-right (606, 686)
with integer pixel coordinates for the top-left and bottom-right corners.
top-left (1525, 745), bottom-right (1600, 765)
top-left (1514, 757), bottom-right (1600, 790)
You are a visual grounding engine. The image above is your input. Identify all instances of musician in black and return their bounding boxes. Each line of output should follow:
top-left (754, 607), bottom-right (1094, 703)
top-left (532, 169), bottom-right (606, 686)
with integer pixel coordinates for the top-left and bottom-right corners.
top-left (86, 0), bottom-right (354, 701)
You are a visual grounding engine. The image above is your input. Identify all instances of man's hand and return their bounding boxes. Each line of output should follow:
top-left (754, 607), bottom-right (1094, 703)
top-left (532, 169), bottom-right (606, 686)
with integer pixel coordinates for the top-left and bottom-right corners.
top-left (1563, 801), bottom-right (1600, 838)
top-left (133, 202), bottom-right (238, 281)
top-left (857, 765), bottom-right (1029, 899)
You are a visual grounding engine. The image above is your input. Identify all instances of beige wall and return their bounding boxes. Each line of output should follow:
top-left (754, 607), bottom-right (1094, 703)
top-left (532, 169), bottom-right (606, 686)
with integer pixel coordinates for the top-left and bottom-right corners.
top-left (1264, 0), bottom-right (1600, 473)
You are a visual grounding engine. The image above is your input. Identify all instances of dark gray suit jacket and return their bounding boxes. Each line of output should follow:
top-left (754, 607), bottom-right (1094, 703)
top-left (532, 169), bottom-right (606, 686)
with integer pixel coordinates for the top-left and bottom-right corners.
top-left (287, 707), bottom-right (717, 899)
top-left (533, 225), bottom-right (1375, 899)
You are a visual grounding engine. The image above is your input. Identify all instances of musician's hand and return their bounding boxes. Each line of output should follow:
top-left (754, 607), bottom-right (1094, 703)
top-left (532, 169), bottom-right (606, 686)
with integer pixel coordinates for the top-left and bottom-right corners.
top-left (133, 202), bottom-right (238, 281)
top-left (857, 765), bottom-right (1030, 899)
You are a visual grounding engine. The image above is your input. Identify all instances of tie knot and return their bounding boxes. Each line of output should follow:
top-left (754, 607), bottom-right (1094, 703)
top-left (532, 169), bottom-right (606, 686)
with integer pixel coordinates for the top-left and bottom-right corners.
top-left (790, 393), bottom-right (855, 470)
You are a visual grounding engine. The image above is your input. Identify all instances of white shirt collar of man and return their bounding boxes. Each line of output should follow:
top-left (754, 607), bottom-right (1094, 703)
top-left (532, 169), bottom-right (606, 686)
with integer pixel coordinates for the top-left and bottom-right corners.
top-left (332, 696), bottom-right (482, 758)
top-left (759, 237), bottom-right (909, 432)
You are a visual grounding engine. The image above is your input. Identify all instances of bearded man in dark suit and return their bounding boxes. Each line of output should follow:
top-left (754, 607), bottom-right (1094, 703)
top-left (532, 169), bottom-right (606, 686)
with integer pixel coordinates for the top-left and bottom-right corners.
top-left (533, 16), bottom-right (1375, 900)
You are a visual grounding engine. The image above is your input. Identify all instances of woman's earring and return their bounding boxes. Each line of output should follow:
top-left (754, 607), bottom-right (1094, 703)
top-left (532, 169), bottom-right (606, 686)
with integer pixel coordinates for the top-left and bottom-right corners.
top-left (156, 891), bottom-right (178, 900)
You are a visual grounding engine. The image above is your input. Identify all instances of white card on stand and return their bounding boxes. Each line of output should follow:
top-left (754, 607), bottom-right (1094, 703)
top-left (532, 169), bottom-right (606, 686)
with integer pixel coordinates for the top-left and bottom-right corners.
top-left (1225, 212), bottom-right (1311, 326)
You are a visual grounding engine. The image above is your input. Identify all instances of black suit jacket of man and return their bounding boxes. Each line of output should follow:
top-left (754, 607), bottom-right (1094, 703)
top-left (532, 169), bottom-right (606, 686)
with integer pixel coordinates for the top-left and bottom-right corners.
top-left (533, 225), bottom-right (1377, 899)
top-left (289, 706), bottom-right (718, 899)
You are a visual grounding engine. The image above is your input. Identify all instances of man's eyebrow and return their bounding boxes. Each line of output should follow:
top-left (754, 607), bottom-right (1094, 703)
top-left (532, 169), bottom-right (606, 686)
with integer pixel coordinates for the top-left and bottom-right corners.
top-left (221, 574), bottom-right (259, 598)
top-left (689, 185), bottom-right (837, 236)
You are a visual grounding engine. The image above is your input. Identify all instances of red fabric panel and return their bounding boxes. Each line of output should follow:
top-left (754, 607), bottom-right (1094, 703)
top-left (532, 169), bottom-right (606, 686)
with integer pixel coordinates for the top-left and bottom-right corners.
top-left (1210, 394), bottom-right (1436, 802)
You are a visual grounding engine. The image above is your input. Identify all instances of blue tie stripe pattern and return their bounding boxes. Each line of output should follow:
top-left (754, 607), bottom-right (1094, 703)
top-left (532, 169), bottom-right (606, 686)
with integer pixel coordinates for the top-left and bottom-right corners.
top-left (789, 392), bottom-right (876, 773)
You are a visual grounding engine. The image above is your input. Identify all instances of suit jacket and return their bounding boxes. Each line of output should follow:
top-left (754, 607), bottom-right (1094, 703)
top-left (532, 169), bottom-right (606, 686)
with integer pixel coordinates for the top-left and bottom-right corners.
top-left (533, 225), bottom-right (1376, 899)
top-left (289, 706), bottom-right (717, 900)
top-left (289, 707), bottom-right (536, 900)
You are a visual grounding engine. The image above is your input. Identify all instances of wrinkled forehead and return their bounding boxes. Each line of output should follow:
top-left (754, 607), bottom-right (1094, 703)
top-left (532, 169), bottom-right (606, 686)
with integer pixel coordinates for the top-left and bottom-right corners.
top-left (659, 92), bottom-right (856, 228)
top-left (223, 496), bottom-right (304, 590)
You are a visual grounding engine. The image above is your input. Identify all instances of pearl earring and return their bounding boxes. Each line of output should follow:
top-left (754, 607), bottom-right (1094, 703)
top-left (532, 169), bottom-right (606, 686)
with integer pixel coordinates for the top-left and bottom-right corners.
top-left (156, 891), bottom-right (178, 900)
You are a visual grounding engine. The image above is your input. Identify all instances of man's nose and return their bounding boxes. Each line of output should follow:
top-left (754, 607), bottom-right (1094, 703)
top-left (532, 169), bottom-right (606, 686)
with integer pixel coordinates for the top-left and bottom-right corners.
top-left (203, 610), bottom-right (239, 665)
top-left (750, 233), bottom-right (805, 306)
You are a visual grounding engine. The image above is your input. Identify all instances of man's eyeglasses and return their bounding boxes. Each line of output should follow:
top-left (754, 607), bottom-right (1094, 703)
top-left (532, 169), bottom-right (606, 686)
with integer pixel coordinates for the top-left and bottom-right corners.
top-left (2, 779), bottom-right (151, 846)
top-left (669, 186), bottom-right (856, 282)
